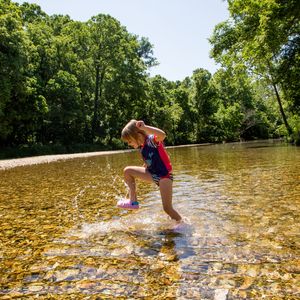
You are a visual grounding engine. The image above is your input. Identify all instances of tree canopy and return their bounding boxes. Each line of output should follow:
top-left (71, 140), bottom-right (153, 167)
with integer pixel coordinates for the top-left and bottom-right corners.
top-left (210, 0), bottom-right (300, 142)
top-left (0, 0), bottom-right (299, 157)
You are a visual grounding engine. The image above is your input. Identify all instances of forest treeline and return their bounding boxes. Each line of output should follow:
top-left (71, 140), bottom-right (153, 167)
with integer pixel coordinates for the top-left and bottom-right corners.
top-left (1, 0), bottom-right (299, 158)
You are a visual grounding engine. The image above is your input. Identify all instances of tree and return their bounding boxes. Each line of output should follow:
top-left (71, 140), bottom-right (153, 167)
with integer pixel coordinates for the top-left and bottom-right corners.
top-left (210, 0), bottom-right (300, 140)
top-left (212, 67), bottom-right (276, 141)
top-left (87, 14), bottom-right (154, 143)
top-left (45, 70), bottom-right (83, 144)
top-left (87, 14), bottom-right (126, 140)
top-left (172, 78), bottom-right (194, 144)
top-left (189, 69), bottom-right (217, 142)
top-left (0, 0), bottom-right (47, 145)
top-left (137, 36), bottom-right (159, 68)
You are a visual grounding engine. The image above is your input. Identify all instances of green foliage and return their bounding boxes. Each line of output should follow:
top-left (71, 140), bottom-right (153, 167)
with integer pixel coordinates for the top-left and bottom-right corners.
top-left (1, 0), bottom-right (298, 157)
top-left (214, 103), bottom-right (243, 142)
top-left (210, 0), bottom-right (300, 140)
top-left (0, 0), bottom-right (48, 145)
top-left (137, 36), bottom-right (159, 68)
top-left (45, 70), bottom-right (83, 144)
top-left (289, 115), bottom-right (300, 145)
top-left (210, 68), bottom-right (275, 141)
top-left (189, 69), bottom-right (217, 141)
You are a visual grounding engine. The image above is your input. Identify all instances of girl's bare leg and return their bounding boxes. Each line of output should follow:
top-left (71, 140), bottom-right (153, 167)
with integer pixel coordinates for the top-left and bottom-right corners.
top-left (159, 178), bottom-right (182, 222)
top-left (123, 166), bottom-right (153, 201)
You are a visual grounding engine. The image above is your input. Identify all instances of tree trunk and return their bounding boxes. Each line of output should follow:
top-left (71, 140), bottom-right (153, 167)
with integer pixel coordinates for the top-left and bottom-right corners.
top-left (271, 81), bottom-right (293, 135)
top-left (92, 65), bottom-right (100, 140)
top-left (99, 69), bottom-right (105, 118)
top-left (267, 61), bottom-right (293, 137)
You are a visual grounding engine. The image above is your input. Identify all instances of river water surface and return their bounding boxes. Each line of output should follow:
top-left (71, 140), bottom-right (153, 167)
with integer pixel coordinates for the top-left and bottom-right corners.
top-left (0, 141), bottom-right (299, 299)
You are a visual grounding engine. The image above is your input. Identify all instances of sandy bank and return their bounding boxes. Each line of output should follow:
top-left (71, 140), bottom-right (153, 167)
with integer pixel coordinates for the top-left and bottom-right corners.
top-left (0, 143), bottom-right (211, 170)
top-left (0, 149), bottom-right (133, 170)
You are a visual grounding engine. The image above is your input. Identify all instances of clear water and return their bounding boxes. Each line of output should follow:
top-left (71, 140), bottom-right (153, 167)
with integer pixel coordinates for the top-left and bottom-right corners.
top-left (0, 141), bottom-right (299, 299)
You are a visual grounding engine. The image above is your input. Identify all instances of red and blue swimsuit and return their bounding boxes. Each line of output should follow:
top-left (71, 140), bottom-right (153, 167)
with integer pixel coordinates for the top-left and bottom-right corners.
top-left (140, 135), bottom-right (173, 185)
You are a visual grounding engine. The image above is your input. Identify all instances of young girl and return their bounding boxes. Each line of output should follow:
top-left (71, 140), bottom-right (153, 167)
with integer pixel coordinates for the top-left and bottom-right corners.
top-left (117, 119), bottom-right (182, 223)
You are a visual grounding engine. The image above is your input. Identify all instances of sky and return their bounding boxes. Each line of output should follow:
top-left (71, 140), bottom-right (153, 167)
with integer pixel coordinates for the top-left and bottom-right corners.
top-left (15, 0), bottom-right (229, 81)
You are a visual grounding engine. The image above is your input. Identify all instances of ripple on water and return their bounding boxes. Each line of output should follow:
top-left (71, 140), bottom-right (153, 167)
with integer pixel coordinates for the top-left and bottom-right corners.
top-left (0, 142), bottom-right (299, 299)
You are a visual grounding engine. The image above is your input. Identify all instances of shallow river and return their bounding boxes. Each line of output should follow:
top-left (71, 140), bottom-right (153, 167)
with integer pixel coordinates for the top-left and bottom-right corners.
top-left (0, 141), bottom-right (299, 299)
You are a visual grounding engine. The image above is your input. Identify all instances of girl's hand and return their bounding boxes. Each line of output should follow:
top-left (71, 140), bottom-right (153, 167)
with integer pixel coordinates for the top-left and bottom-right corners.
top-left (136, 120), bottom-right (145, 129)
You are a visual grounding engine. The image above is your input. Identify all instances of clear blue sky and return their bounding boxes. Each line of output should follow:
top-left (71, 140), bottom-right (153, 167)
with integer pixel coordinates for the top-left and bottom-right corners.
top-left (15, 0), bottom-right (229, 81)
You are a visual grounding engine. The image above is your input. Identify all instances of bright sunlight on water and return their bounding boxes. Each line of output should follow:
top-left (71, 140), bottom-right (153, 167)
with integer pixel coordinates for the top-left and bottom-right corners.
top-left (0, 141), bottom-right (299, 299)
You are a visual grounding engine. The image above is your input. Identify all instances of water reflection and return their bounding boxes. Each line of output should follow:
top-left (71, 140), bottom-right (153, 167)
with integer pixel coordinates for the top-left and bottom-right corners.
top-left (0, 141), bottom-right (299, 299)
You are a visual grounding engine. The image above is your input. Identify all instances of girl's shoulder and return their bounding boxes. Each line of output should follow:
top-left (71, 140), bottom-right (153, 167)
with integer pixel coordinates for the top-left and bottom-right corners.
top-left (145, 134), bottom-right (158, 148)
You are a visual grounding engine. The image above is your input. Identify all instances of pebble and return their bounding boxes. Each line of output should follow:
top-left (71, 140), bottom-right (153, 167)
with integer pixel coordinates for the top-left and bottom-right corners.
top-left (28, 285), bottom-right (43, 292)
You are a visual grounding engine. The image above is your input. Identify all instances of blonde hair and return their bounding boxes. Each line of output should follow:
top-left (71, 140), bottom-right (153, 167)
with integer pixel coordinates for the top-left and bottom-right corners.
top-left (121, 119), bottom-right (145, 143)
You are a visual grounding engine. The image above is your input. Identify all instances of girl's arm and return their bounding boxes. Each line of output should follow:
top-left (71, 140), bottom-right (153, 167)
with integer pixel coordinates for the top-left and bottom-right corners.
top-left (136, 121), bottom-right (166, 142)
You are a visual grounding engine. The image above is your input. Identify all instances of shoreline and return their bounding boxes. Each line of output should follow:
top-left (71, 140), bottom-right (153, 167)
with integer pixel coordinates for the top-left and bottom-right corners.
top-left (1, 140), bottom-right (284, 170)
top-left (0, 149), bottom-right (134, 170)
top-left (0, 143), bottom-right (212, 170)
